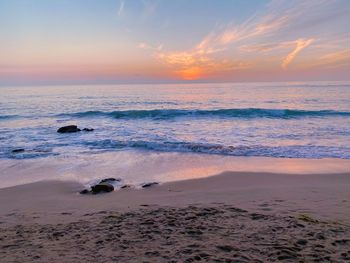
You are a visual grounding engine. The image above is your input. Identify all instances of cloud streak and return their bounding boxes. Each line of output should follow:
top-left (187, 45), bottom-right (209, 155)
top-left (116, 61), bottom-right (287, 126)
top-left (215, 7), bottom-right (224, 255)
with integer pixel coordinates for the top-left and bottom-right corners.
top-left (282, 39), bottom-right (314, 69)
top-left (117, 0), bottom-right (124, 17)
top-left (138, 42), bottom-right (163, 51)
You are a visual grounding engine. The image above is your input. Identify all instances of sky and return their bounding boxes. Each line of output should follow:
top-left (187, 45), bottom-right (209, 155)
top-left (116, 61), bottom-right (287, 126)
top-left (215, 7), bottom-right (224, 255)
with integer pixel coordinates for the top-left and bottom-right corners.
top-left (1, 0), bottom-right (350, 85)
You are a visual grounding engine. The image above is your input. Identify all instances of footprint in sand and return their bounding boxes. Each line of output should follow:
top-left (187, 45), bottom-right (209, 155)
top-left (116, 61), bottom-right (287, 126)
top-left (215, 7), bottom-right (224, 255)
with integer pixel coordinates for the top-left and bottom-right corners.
top-left (258, 203), bottom-right (273, 211)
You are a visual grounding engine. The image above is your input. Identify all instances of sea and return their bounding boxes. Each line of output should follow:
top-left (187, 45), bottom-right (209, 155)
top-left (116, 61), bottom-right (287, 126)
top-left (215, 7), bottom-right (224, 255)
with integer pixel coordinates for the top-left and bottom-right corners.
top-left (1, 81), bottom-right (350, 188)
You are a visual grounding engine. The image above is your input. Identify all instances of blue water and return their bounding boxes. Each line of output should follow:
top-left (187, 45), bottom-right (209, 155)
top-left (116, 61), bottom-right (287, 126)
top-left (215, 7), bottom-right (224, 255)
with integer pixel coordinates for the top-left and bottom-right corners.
top-left (1, 81), bottom-right (350, 159)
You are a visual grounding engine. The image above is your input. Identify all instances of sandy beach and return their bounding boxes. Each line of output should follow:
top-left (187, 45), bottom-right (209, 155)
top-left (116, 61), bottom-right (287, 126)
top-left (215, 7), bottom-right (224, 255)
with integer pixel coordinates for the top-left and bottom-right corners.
top-left (1, 171), bottom-right (349, 262)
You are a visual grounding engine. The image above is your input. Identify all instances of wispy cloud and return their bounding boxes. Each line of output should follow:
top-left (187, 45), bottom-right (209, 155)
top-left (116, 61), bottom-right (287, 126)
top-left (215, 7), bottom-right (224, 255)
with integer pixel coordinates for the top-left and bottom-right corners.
top-left (138, 42), bottom-right (163, 51)
top-left (240, 41), bottom-right (293, 53)
top-left (310, 48), bottom-right (350, 69)
top-left (282, 39), bottom-right (314, 69)
top-left (117, 0), bottom-right (125, 17)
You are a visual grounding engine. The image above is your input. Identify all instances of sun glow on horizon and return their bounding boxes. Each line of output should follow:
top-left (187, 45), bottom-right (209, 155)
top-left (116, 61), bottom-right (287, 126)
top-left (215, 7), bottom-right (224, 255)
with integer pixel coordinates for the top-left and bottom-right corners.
top-left (176, 67), bottom-right (204, 80)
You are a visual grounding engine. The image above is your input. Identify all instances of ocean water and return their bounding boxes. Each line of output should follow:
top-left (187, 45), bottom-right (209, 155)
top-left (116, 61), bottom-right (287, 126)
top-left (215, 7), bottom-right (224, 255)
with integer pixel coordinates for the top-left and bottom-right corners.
top-left (1, 81), bottom-right (350, 187)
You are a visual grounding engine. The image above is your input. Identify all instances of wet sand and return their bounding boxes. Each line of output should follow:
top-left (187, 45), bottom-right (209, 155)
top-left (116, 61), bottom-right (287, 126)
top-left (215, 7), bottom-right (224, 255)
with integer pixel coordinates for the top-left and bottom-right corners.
top-left (0, 172), bottom-right (349, 262)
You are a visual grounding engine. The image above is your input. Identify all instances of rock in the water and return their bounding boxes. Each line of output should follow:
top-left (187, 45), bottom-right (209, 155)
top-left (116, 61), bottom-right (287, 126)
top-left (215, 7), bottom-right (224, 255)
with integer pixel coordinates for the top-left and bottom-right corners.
top-left (121, 184), bottom-right (132, 189)
top-left (99, 178), bottom-right (120, 184)
top-left (12, 148), bottom-right (25, 153)
top-left (83, 128), bottom-right (94, 132)
top-left (57, 125), bottom-right (81, 133)
top-left (91, 183), bottom-right (114, 194)
top-left (142, 182), bottom-right (159, 188)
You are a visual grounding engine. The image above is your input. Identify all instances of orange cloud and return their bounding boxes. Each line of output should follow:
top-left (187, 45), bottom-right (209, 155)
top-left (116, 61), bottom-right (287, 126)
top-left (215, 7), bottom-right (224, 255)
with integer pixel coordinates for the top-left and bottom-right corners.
top-left (320, 49), bottom-right (350, 64)
top-left (282, 38), bottom-right (314, 69)
top-left (156, 43), bottom-right (252, 80)
top-left (305, 48), bottom-right (350, 69)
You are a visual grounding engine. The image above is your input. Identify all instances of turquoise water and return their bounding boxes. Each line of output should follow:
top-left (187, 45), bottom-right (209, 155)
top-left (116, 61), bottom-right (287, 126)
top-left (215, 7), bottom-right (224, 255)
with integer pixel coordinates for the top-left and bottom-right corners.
top-left (1, 81), bottom-right (350, 159)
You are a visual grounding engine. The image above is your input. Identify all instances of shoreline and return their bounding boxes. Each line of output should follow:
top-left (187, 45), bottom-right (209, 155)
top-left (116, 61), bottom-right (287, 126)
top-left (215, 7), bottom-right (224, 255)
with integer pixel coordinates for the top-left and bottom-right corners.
top-left (1, 171), bottom-right (349, 262)
top-left (1, 154), bottom-right (350, 190)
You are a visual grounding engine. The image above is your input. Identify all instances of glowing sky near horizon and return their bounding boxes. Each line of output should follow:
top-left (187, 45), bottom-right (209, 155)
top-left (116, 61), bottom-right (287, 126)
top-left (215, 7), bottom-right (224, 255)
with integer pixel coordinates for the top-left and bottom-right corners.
top-left (1, 0), bottom-right (350, 85)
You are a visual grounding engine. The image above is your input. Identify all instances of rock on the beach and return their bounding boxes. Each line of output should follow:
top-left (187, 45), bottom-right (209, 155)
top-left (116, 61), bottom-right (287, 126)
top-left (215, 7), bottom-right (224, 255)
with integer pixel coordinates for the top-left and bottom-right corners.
top-left (79, 189), bottom-right (90, 195)
top-left (57, 125), bottom-right (81, 133)
top-left (142, 182), bottom-right (159, 188)
top-left (83, 128), bottom-right (94, 132)
top-left (91, 183), bottom-right (114, 194)
top-left (79, 178), bottom-right (120, 195)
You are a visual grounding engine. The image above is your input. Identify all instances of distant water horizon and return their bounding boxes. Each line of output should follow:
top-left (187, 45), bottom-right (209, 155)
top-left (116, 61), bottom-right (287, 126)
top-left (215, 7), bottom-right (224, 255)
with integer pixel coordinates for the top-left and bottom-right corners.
top-left (1, 81), bottom-right (350, 160)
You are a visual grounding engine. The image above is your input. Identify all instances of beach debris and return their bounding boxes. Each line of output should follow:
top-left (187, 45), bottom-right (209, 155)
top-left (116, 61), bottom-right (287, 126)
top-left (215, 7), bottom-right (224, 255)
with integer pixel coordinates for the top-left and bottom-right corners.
top-left (141, 182), bottom-right (159, 188)
top-left (83, 128), bottom-right (94, 132)
top-left (12, 148), bottom-right (25, 153)
top-left (57, 125), bottom-right (81, 133)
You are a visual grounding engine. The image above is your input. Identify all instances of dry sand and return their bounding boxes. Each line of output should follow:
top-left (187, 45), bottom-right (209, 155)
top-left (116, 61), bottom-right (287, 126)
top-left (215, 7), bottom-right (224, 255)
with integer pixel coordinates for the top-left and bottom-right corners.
top-left (0, 172), bottom-right (349, 262)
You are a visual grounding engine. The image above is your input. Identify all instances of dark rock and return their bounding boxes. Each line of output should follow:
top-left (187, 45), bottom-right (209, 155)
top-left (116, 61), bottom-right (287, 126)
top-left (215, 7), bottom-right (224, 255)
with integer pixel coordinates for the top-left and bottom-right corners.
top-left (83, 128), bottom-right (94, 132)
top-left (91, 183), bottom-right (114, 194)
top-left (142, 182), bottom-right (159, 188)
top-left (79, 189), bottom-right (90, 195)
top-left (99, 178), bottom-right (120, 184)
top-left (80, 179), bottom-right (118, 195)
top-left (12, 148), bottom-right (25, 153)
top-left (121, 184), bottom-right (132, 189)
top-left (57, 125), bottom-right (81, 133)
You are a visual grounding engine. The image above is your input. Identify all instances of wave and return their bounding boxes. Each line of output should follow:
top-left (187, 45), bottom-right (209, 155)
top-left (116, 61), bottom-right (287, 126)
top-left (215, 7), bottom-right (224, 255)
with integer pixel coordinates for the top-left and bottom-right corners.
top-left (59, 108), bottom-right (350, 120)
top-left (84, 140), bottom-right (350, 159)
top-left (0, 115), bottom-right (18, 120)
top-left (2, 139), bottom-right (349, 159)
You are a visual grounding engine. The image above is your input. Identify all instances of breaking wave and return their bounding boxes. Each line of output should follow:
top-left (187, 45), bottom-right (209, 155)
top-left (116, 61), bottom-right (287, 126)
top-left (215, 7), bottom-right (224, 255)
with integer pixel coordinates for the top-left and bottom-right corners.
top-left (58, 108), bottom-right (350, 120)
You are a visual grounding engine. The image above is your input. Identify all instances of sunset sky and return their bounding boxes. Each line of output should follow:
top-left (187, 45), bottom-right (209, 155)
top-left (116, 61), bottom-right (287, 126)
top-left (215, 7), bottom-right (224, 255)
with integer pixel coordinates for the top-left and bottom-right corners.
top-left (1, 0), bottom-right (350, 85)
